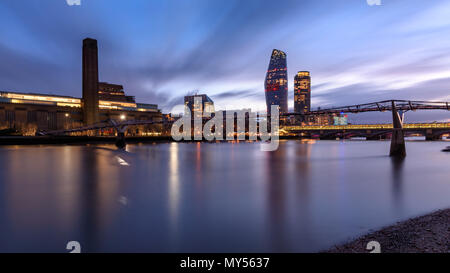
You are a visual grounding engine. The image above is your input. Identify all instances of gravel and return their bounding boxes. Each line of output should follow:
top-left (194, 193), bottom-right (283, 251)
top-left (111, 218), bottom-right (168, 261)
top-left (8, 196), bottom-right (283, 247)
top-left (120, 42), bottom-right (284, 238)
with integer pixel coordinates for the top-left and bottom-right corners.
top-left (326, 209), bottom-right (450, 253)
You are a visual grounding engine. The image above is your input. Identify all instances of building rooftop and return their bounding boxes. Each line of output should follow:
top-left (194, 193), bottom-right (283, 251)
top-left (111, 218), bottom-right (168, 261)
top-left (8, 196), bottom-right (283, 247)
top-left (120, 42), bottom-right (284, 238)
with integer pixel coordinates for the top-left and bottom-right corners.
top-left (0, 89), bottom-right (159, 112)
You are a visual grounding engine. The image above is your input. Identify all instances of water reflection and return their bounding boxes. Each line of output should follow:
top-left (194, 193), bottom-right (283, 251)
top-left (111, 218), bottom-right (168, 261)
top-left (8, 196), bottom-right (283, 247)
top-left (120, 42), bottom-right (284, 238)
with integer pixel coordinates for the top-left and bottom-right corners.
top-left (390, 157), bottom-right (405, 213)
top-left (79, 147), bottom-right (100, 252)
top-left (264, 141), bottom-right (314, 251)
top-left (195, 142), bottom-right (202, 185)
top-left (292, 141), bottom-right (314, 249)
top-left (0, 141), bottom-right (449, 252)
top-left (168, 142), bottom-right (180, 229)
top-left (264, 144), bottom-right (288, 251)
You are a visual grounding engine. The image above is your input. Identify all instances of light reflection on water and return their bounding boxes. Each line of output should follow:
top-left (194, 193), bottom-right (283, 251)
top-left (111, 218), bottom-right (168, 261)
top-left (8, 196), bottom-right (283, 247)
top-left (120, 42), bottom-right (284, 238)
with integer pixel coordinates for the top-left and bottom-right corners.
top-left (0, 140), bottom-right (449, 252)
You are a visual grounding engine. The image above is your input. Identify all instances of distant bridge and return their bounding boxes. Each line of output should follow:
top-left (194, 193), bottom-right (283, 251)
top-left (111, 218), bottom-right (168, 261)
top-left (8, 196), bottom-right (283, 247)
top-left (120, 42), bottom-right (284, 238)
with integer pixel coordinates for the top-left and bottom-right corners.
top-left (38, 119), bottom-right (165, 148)
top-left (40, 119), bottom-right (164, 135)
top-left (39, 99), bottom-right (449, 156)
top-left (281, 100), bottom-right (449, 116)
top-left (281, 123), bottom-right (450, 141)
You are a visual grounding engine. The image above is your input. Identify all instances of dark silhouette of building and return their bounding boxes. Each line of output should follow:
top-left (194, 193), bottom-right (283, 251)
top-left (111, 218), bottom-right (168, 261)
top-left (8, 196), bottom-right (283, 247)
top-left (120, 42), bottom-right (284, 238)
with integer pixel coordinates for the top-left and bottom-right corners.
top-left (294, 71), bottom-right (311, 121)
top-left (82, 38), bottom-right (100, 125)
top-left (0, 38), bottom-right (162, 136)
top-left (184, 94), bottom-right (214, 118)
top-left (98, 82), bottom-right (135, 103)
top-left (265, 49), bottom-right (288, 115)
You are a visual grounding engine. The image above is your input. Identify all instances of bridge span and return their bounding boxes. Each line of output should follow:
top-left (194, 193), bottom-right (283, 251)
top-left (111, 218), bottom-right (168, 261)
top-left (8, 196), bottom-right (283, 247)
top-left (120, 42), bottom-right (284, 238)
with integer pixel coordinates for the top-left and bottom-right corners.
top-left (280, 99), bottom-right (449, 116)
top-left (279, 100), bottom-right (449, 157)
top-left (281, 123), bottom-right (450, 141)
top-left (38, 99), bottom-right (449, 157)
top-left (38, 119), bottom-right (166, 148)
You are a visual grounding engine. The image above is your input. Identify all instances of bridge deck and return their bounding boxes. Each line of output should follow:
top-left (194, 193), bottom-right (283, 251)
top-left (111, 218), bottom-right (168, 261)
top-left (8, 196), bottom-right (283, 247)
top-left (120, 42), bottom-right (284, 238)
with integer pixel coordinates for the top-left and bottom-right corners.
top-left (280, 100), bottom-right (449, 116)
top-left (283, 123), bottom-right (450, 131)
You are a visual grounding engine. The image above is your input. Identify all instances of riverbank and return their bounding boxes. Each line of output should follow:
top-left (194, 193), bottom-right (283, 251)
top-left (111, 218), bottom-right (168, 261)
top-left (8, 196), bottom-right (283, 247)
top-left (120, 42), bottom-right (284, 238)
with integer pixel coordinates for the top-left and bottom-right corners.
top-left (0, 135), bottom-right (447, 147)
top-left (326, 209), bottom-right (450, 253)
top-left (0, 135), bottom-right (307, 146)
top-left (0, 135), bottom-right (173, 145)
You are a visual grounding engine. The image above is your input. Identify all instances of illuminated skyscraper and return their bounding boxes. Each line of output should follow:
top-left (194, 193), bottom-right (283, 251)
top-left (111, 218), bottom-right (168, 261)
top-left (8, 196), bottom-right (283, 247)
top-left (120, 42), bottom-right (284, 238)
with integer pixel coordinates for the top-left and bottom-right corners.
top-left (294, 71), bottom-right (311, 120)
top-left (265, 49), bottom-right (288, 115)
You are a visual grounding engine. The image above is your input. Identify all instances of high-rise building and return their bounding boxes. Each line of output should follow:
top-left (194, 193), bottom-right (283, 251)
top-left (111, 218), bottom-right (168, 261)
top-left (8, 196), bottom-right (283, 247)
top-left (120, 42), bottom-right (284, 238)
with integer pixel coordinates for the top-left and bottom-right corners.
top-left (82, 38), bottom-right (100, 125)
top-left (294, 71), bottom-right (311, 120)
top-left (264, 49), bottom-right (288, 115)
top-left (184, 94), bottom-right (214, 118)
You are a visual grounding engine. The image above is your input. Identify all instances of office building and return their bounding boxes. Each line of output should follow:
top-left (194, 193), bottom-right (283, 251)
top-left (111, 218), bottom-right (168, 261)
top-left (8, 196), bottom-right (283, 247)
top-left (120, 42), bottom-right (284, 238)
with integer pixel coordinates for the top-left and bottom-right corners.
top-left (184, 94), bottom-right (215, 118)
top-left (0, 38), bottom-right (162, 136)
top-left (264, 49), bottom-right (288, 115)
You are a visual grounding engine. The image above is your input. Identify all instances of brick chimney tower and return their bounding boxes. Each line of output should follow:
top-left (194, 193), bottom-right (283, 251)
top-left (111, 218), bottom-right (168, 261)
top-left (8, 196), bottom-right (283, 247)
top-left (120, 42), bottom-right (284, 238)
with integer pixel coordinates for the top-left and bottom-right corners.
top-left (82, 38), bottom-right (99, 125)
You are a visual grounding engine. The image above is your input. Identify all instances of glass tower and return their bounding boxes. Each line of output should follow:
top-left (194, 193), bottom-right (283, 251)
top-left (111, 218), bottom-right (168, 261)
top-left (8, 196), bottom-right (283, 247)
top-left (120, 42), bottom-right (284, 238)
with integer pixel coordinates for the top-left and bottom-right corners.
top-left (184, 94), bottom-right (214, 118)
top-left (264, 49), bottom-right (288, 115)
top-left (294, 71), bottom-right (311, 120)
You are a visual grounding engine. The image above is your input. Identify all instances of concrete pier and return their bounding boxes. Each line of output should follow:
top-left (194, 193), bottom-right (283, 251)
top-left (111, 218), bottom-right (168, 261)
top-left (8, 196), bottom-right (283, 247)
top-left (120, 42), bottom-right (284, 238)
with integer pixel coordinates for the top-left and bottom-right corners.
top-left (115, 132), bottom-right (126, 149)
top-left (389, 101), bottom-right (406, 157)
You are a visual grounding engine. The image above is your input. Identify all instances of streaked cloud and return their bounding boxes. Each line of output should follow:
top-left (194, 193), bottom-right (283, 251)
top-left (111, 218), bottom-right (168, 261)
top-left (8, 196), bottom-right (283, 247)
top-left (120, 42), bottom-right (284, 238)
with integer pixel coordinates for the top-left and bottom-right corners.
top-left (0, 0), bottom-right (449, 122)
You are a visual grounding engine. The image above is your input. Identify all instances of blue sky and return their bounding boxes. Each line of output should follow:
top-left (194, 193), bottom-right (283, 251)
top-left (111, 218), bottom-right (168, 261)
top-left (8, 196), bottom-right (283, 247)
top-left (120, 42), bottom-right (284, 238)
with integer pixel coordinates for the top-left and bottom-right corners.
top-left (0, 0), bottom-right (449, 121)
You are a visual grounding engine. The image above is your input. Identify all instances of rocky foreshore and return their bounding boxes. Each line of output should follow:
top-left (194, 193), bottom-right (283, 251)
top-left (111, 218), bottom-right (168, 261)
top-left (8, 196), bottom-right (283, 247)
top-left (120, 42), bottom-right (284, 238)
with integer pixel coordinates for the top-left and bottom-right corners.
top-left (326, 209), bottom-right (450, 253)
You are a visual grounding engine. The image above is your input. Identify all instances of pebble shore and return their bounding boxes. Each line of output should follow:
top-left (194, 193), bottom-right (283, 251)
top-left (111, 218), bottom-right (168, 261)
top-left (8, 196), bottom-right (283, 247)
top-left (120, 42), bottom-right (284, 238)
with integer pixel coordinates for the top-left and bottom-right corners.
top-left (327, 209), bottom-right (450, 253)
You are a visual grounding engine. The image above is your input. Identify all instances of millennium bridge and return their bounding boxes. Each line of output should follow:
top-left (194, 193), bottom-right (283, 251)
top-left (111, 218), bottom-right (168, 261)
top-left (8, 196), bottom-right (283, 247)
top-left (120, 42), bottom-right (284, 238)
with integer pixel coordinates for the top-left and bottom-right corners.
top-left (278, 99), bottom-right (449, 157)
top-left (39, 99), bottom-right (449, 157)
top-left (295, 99), bottom-right (449, 115)
top-left (281, 123), bottom-right (450, 141)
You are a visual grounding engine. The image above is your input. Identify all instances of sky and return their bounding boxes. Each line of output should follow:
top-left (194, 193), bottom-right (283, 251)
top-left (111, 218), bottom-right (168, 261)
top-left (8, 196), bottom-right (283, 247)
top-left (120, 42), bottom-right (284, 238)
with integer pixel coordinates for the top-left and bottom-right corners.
top-left (0, 0), bottom-right (449, 122)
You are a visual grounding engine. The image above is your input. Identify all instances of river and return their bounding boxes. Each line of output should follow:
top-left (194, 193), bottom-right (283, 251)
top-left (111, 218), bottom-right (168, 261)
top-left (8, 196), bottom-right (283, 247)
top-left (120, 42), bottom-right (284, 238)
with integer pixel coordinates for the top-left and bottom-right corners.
top-left (0, 140), bottom-right (449, 252)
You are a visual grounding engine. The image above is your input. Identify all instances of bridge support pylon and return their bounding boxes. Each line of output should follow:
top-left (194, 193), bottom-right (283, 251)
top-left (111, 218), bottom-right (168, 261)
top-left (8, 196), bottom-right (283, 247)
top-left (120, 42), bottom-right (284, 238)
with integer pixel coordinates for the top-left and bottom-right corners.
top-left (425, 129), bottom-right (441, 141)
top-left (109, 119), bottom-right (128, 149)
top-left (425, 134), bottom-right (441, 141)
top-left (367, 135), bottom-right (379, 141)
top-left (116, 132), bottom-right (126, 149)
top-left (389, 101), bottom-right (406, 157)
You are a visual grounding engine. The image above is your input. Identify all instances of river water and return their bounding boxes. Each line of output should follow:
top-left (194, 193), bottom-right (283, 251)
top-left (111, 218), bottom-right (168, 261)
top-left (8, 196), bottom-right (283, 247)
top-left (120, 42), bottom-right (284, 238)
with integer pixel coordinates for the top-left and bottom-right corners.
top-left (0, 140), bottom-right (449, 252)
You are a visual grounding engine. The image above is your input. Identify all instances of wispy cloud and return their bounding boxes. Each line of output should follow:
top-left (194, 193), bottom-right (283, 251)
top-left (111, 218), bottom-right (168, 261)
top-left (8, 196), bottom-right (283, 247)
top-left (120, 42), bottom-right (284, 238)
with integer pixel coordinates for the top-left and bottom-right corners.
top-left (0, 0), bottom-right (449, 122)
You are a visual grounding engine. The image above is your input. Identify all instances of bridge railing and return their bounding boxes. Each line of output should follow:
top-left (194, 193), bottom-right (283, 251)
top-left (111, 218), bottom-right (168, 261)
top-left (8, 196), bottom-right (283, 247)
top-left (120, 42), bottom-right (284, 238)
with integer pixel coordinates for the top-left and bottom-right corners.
top-left (38, 119), bottom-right (165, 136)
top-left (280, 100), bottom-right (449, 116)
top-left (283, 122), bottom-right (450, 131)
